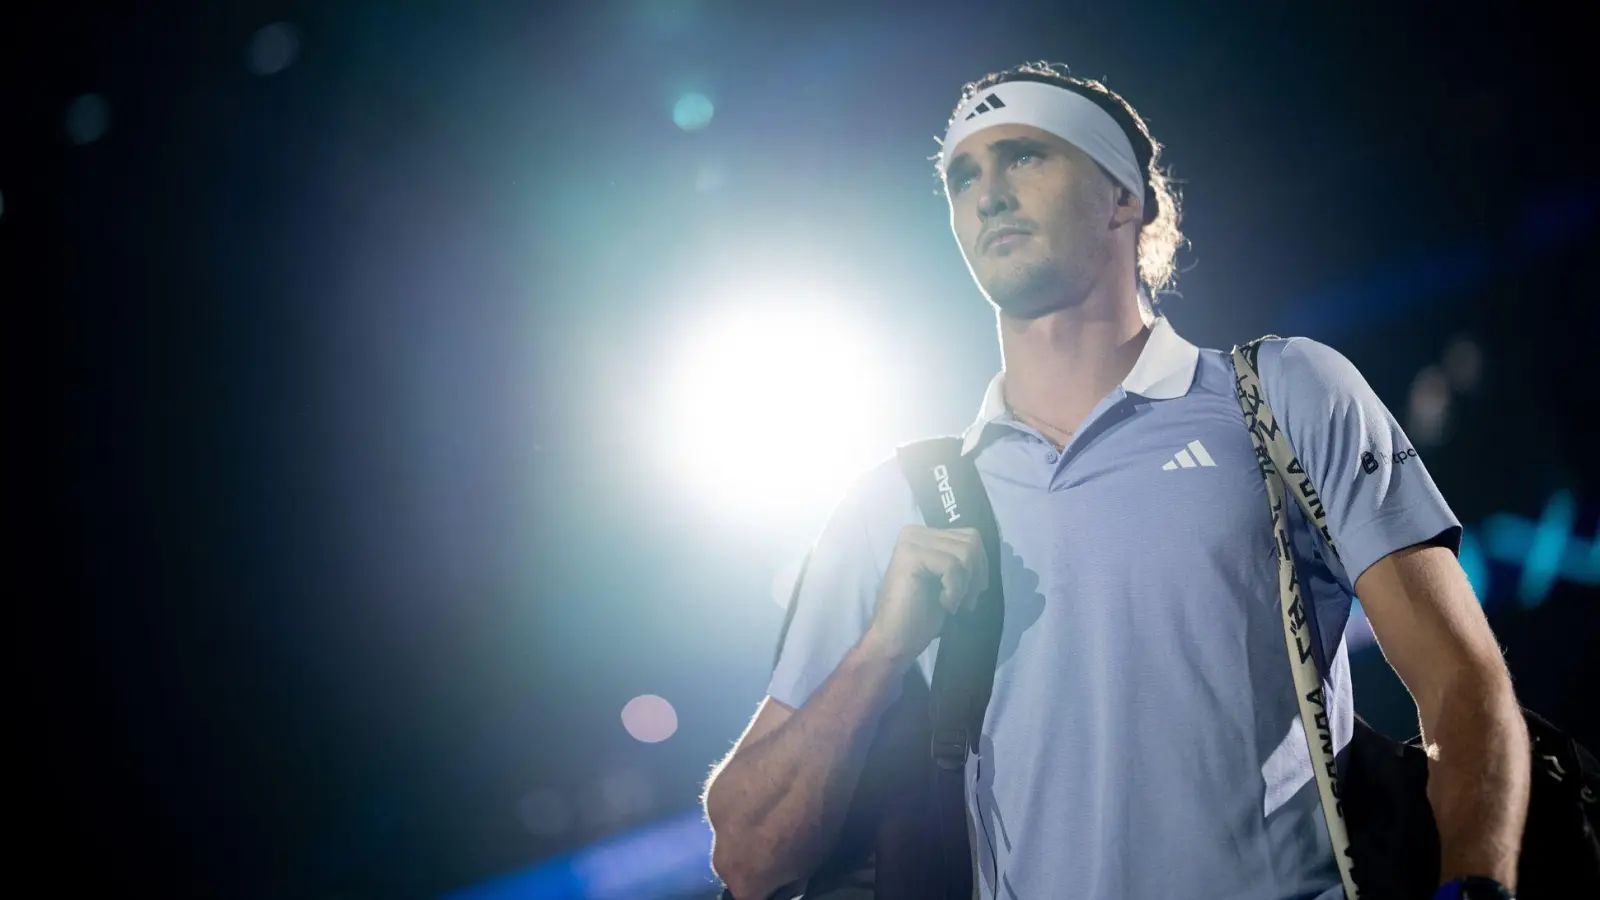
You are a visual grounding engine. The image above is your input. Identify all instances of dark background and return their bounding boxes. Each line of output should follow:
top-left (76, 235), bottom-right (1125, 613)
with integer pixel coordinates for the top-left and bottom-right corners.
top-left (6, 1), bottom-right (1596, 898)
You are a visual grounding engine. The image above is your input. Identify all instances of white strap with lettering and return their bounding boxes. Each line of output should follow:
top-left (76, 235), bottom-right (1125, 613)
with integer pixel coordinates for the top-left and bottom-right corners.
top-left (1231, 339), bottom-right (1361, 900)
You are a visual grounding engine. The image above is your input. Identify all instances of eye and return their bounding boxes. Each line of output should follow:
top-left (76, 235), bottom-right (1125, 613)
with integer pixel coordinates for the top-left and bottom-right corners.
top-left (1010, 150), bottom-right (1042, 168)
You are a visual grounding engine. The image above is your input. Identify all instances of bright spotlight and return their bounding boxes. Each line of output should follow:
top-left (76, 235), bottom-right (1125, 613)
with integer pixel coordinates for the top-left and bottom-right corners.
top-left (662, 302), bottom-right (892, 518)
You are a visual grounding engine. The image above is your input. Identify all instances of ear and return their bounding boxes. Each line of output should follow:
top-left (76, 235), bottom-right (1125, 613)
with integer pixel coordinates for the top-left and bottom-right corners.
top-left (1110, 185), bottom-right (1142, 229)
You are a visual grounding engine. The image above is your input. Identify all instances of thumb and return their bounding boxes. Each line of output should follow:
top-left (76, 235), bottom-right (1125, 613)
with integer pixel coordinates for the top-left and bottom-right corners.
top-left (939, 564), bottom-right (971, 615)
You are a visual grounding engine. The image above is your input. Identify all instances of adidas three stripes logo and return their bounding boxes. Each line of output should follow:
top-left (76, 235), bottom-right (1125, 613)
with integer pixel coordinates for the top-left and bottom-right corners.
top-left (964, 93), bottom-right (1008, 120)
top-left (1161, 440), bottom-right (1217, 470)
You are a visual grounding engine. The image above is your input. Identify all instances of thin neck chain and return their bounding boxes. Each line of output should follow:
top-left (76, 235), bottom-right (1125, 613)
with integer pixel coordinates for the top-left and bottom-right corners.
top-left (1010, 408), bottom-right (1074, 450)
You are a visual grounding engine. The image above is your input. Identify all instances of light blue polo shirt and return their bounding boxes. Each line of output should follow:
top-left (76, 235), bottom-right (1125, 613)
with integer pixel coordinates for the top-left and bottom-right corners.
top-left (768, 318), bottom-right (1461, 900)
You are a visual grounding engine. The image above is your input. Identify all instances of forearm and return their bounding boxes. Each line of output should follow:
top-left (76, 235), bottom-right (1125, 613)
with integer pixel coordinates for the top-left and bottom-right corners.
top-left (1421, 667), bottom-right (1530, 890)
top-left (706, 638), bottom-right (907, 898)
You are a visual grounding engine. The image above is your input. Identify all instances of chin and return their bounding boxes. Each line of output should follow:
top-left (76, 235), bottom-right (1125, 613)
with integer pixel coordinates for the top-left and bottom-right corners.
top-left (987, 287), bottom-right (1069, 319)
top-left (990, 294), bottom-right (1070, 320)
top-left (982, 266), bottom-right (1076, 319)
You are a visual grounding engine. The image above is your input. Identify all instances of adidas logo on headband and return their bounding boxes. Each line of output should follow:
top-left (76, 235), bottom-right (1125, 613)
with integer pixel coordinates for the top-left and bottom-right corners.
top-left (941, 81), bottom-right (1144, 203)
top-left (964, 93), bottom-right (1007, 120)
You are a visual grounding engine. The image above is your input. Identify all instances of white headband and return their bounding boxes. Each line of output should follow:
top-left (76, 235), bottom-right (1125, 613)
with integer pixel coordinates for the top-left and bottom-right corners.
top-left (941, 81), bottom-right (1145, 204)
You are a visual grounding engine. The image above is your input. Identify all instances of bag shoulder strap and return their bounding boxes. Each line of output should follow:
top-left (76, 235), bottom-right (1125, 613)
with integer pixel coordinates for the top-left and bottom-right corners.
top-left (1233, 337), bottom-right (1343, 559)
top-left (895, 436), bottom-right (1005, 771)
top-left (897, 436), bottom-right (1002, 900)
top-left (1231, 335), bottom-right (1361, 899)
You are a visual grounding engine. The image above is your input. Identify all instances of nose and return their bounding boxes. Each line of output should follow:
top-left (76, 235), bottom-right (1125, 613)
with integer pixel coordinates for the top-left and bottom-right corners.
top-left (976, 172), bottom-right (1015, 221)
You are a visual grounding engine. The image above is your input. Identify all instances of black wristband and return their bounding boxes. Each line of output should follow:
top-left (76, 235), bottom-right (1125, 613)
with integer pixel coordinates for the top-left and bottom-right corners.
top-left (1436, 876), bottom-right (1515, 900)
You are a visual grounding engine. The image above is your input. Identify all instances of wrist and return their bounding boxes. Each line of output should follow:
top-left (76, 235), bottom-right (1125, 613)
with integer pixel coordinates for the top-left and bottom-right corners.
top-left (1434, 877), bottom-right (1515, 900)
top-left (856, 628), bottom-right (916, 674)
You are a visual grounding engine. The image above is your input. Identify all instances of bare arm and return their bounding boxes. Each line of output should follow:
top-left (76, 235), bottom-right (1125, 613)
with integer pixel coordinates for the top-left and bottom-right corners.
top-left (704, 525), bottom-right (988, 900)
top-left (1357, 543), bottom-right (1530, 890)
top-left (703, 636), bottom-right (907, 900)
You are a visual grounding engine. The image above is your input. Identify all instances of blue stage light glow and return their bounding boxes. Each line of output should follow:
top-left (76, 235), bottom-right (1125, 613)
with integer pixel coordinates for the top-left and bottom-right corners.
top-left (441, 811), bottom-right (715, 900)
top-left (1475, 490), bottom-right (1596, 605)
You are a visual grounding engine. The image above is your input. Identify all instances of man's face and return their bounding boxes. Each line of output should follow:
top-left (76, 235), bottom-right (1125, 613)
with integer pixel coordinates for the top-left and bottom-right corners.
top-left (945, 123), bottom-right (1119, 319)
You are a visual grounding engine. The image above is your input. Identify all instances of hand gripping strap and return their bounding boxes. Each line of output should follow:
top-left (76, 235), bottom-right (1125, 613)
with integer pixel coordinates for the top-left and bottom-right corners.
top-left (1232, 337), bottom-right (1362, 900)
top-left (895, 437), bottom-right (1005, 771)
top-left (896, 437), bottom-right (1004, 900)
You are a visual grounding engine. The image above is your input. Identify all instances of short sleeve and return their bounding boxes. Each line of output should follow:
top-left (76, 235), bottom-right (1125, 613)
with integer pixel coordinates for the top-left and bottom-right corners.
top-left (1256, 337), bottom-right (1463, 589)
top-left (767, 458), bottom-right (914, 709)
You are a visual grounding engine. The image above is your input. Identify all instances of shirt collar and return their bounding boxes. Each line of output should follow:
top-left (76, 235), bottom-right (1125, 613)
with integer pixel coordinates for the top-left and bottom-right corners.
top-left (959, 316), bottom-right (1201, 456)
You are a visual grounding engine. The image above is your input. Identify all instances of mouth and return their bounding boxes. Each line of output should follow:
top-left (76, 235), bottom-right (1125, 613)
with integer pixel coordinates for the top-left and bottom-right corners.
top-left (980, 228), bottom-right (1030, 254)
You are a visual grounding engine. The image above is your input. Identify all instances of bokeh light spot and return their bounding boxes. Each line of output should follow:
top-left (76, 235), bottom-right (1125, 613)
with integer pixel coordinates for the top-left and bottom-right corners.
top-left (1443, 335), bottom-right (1482, 391)
top-left (621, 694), bottom-right (678, 743)
top-left (694, 164), bottom-right (726, 193)
top-left (247, 23), bottom-right (301, 76)
top-left (516, 787), bottom-right (573, 837)
top-left (1407, 364), bottom-right (1451, 446)
top-left (594, 767), bottom-right (656, 826)
top-left (65, 94), bottom-right (110, 146)
top-left (672, 93), bottom-right (714, 130)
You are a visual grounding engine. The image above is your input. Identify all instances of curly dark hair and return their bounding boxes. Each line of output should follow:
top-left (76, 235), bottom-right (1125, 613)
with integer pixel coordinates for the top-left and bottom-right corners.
top-left (938, 62), bottom-right (1185, 299)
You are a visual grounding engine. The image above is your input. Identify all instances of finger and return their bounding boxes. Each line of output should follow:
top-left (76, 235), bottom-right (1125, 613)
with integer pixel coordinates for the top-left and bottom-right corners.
top-left (941, 567), bottom-right (971, 615)
top-left (904, 524), bottom-right (975, 550)
top-left (928, 531), bottom-right (985, 614)
top-left (913, 532), bottom-right (983, 612)
top-left (926, 550), bottom-right (971, 615)
top-left (916, 526), bottom-right (981, 555)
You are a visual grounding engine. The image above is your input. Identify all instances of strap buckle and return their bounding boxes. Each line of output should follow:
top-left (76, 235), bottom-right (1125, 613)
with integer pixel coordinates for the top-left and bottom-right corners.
top-left (931, 727), bottom-right (969, 771)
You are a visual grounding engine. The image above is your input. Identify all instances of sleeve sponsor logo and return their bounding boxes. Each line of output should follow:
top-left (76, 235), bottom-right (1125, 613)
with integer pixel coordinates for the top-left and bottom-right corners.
top-left (1359, 447), bottom-right (1417, 475)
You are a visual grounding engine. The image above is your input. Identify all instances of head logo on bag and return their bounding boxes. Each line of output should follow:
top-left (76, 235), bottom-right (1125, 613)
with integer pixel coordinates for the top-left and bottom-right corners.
top-left (932, 464), bottom-right (962, 523)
